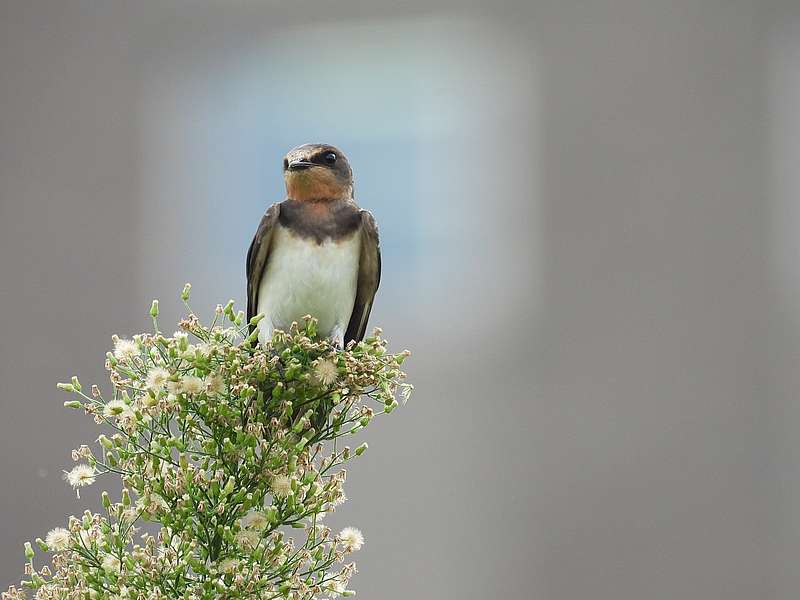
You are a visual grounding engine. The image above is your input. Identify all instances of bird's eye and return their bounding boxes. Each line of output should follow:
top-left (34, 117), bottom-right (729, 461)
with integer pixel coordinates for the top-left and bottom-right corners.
top-left (283, 158), bottom-right (289, 170)
top-left (323, 152), bottom-right (337, 165)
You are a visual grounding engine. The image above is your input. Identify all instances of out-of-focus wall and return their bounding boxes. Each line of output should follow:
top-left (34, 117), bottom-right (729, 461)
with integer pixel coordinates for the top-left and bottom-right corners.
top-left (2, 1), bottom-right (799, 598)
top-left (0, 0), bottom-right (146, 587)
top-left (767, 6), bottom-right (800, 596)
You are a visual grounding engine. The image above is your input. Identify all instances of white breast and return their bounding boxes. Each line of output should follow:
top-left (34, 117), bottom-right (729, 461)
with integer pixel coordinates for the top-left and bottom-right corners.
top-left (257, 225), bottom-right (361, 343)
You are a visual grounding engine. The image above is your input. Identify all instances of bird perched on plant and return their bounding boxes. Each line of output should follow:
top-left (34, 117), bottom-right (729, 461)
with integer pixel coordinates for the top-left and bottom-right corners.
top-left (246, 143), bottom-right (381, 348)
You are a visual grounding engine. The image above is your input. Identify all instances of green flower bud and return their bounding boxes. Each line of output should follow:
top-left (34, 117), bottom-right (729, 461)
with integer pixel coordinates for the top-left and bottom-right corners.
top-left (70, 376), bottom-right (81, 392)
top-left (57, 383), bottom-right (74, 393)
top-left (249, 313), bottom-right (265, 326)
top-left (246, 329), bottom-right (260, 345)
top-left (295, 433), bottom-right (312, 452)
top-left (355, 443), bottom-right (368, 456)
top-left (121, 489), bottom-right (131, 507)
top-left (285, 362), bottom-right (301, 380)
top-left (150, 299), bottom-right (159, 317)
top-left (63, 400), bottom-right (82, 409)
top-left (181, 283), bottom-right (191, 301)
top-left (265, 506), bottom-right (279, 523)
top-left (101, 491), bottom-right (111, 509)
top-left (24, 541), bottom-right (34, 560)
top-left (97, 434), bottom-right (113, 449)
top-left (306, 319), bottom-right (318, 338)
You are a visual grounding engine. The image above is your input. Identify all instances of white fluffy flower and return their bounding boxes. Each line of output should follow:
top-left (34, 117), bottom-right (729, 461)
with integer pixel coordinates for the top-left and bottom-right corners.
top-left (179, 375), bottom-right (204, 395)
top-left (101, 554), bottom-right (121, 573)
top-left (119, 508), bottom-right (138, 525)
top-left (103, 399), bottom-right (133, 419)
top-left (113, 338), bottom-right (138, 361)
top-left (235, 529), bottom-right (260, 549)
top-left (400, 383), bottom-right (414, 404)
top-left (145, 367), bottom-right (170, 391)
top-left (79, 529), bottom-right (95, 548)
top-left (271, 474), bottom-right (292, 498)
top-left (314, 359), bottom-right (339, 386)
top-left (45, 528), bottom-right (71, 552)
top-left (327, 577), bottom-right (349, 597)
top-left (218, 558), bottom-right (240, 574)
top-left (241, 510), bottom-right (269, 531)
top-left (64, 464), bottom-right (95, 495)
top-left (339, 527), bottom-right (364, 552)
top-left (205, 374), bottom-right (225, 395)
top-left (195, 342), bottom-right (213, 357)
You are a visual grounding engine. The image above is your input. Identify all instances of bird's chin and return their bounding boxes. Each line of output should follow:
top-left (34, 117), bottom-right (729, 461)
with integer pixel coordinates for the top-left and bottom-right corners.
top-left (285, 170), bottom-right (348, 202)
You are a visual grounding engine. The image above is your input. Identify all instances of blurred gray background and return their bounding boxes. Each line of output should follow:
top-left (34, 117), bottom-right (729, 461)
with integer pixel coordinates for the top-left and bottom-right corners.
top-left (3, 0), bottom-right (800, 598)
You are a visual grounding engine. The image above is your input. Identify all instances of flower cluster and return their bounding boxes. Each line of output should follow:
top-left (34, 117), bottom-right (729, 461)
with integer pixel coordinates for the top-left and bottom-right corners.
top-left (4, 286), bottom-right (411, 600)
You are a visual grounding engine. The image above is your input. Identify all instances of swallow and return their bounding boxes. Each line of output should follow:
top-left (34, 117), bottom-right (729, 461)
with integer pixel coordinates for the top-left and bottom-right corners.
top-left (246, 143), bottom-right (381, 348)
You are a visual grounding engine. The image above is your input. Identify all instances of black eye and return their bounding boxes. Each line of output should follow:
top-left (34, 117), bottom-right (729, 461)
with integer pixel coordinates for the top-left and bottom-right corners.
top-left (323, 152), bottom-right (337, 165)
top-left (283, 158), bottom-right (289, 170)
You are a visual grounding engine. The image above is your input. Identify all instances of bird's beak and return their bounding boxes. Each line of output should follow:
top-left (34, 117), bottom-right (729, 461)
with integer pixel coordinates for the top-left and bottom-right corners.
top-left (287, 160), bottom-right (314, 172)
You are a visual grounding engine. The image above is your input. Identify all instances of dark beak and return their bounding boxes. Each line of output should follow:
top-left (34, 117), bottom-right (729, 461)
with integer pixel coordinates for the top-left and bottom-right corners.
top-left (287, 160), bottom-right (314, 172)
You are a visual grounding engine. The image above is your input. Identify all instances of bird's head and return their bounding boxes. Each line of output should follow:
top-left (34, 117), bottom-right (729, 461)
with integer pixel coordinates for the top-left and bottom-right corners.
top-left (283, 143), bottom-right (353, 202)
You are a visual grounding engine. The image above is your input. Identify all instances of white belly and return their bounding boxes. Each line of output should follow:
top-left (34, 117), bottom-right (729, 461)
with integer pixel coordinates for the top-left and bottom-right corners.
top-left (257, 225), bottom-right (361, 342)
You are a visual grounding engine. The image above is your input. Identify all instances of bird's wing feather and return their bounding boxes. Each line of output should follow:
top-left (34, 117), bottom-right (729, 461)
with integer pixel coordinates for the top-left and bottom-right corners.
top-left (246, 203), bottom-right (281, 326)
top-left (345, 210), bottom-right (381, 344)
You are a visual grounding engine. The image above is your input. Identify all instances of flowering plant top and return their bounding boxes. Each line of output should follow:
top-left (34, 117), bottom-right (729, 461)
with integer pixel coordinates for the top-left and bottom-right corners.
top-left (4, 286), bottom-right (411, 600)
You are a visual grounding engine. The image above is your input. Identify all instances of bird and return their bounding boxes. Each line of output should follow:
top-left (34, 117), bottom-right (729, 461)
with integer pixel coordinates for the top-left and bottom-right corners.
top-left (246, 143), bottom-right (381, 349)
